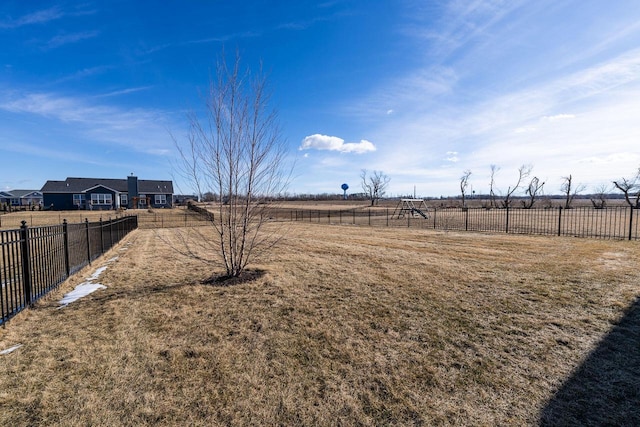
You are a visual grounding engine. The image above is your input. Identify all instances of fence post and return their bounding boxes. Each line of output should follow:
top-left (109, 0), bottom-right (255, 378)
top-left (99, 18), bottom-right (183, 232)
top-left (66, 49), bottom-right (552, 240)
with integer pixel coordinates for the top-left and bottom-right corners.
top-left (109, 217), bottom-right (114, 248)
top-left (465, 208), bottom-right (469, 231)
top-left (368, 209), bottom-right (371, 226)
top-left (85, 218), bottom-right (91, 264)
top-left (63, 219), bottom-right (70, 276)
top-left (630, 206), bottom-right (635, 241)
top-left (386, 208), bottom-right (389, 227)
top-left (100, 217), bottom-right (105, 254)
top-left (433, 208), bottom-right (437, 229)
top-left (505, 206), bottom-right (510, 234)
top-left (19, 221), bottom-right (33, 306)
top-left (557, 207), bottom-right (562, 236)
top-left (353, 209), bottom-right (355, 225)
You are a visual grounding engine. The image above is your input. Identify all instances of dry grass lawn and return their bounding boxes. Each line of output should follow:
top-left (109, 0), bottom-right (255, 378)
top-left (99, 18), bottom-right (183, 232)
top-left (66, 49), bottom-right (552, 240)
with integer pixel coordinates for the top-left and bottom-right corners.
top-left (0, 223), bottom-right (638, 425)
top-left (0, 208), bottom-right (205, 230)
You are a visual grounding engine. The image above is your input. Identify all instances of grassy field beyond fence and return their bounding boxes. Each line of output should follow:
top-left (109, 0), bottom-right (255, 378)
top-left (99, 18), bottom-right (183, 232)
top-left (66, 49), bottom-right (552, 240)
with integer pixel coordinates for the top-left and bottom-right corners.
top-left (1, 223), bottom-right (638, 425)
top-left (0, 207), bottom-right (208, 230)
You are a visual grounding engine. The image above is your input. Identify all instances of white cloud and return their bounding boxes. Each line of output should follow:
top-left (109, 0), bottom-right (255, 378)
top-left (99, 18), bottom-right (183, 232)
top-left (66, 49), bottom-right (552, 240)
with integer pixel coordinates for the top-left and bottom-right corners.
top-left (96, 86), bottom-right (154, 98)
top-left (0, 7), bottom-right (63, 29)
top-left (47, 31), bottom-right (99, 48)
top-left (299, 134), bottom-right (376, 154)
top-left (514, 126), bottom-right (536, 133)
top-left (542, 114), bottom-right (575, 122)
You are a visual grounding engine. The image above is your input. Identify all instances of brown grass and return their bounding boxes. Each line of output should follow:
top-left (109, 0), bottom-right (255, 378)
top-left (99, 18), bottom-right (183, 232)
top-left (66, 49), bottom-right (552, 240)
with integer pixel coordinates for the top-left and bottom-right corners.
top-left (0, 207), bottom-right (205, 230)
top-left (0, 223), bottom-right (638, 425)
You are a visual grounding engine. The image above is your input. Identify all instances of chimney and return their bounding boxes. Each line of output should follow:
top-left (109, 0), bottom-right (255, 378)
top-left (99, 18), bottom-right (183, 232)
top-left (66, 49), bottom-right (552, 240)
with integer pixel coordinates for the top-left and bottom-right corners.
top-left (127, 174), bottom-right (138, 208)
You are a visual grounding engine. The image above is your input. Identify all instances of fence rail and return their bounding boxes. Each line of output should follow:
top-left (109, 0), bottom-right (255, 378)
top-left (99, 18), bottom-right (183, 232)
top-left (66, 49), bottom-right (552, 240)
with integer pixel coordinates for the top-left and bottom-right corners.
top-left (1, 216), bottom-right (138, 325)
top-left (268, 206), bottom-right (638, 241)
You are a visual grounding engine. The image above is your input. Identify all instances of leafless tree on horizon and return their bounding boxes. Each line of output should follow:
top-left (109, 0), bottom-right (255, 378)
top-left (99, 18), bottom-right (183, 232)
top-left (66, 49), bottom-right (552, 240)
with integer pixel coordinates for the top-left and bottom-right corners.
top-left (613, 167), bottom-right (640, 208)
top-left (361, 170), bottom-right (390, 206)
top-left (460, 169), bottom-right (472, 208)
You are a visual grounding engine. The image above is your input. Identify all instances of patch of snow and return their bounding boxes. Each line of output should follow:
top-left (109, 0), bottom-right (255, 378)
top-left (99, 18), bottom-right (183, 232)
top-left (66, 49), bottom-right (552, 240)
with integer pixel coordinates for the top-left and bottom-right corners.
top-left (86, 266), bottom-right (108, 282)
top-left (58, 283), bottom-right (106, 308)
top-left (0, 344), bottom-right (23, 355)
top-left (107, 256), bottom-right (119, 263)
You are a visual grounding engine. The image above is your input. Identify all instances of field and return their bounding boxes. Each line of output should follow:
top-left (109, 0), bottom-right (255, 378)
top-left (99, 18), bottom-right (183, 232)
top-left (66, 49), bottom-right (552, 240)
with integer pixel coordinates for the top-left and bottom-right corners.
top-left (0, 222), bottom-right (639, 425)
top-left (0, 207), bottom-right (207, 230)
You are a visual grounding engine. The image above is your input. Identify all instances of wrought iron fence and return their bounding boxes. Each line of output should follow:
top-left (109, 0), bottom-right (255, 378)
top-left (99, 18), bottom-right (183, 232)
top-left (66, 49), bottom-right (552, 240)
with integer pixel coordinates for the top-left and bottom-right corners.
top-left (0, 216), bottom-right (137, 325)
top-left (278, 206), bottom-right (638, 241)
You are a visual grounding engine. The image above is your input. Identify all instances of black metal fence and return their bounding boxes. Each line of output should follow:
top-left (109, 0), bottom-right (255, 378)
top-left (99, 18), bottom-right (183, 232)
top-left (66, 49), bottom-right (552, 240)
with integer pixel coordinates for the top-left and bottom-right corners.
top-left (1, 216), bottom-right (138, 325)
top-left (278, 206), bottom-right (639, 241)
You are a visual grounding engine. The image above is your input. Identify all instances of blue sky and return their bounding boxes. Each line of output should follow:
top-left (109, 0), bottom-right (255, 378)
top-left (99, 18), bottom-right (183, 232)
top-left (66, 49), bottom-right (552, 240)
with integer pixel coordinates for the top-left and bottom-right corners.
top-left (2, 1), bottom-right (640, 198)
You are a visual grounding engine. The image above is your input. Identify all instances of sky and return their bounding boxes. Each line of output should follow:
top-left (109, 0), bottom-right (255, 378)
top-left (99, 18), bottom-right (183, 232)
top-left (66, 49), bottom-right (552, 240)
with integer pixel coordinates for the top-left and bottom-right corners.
top-left (1, 1), bottom-right (640, 198)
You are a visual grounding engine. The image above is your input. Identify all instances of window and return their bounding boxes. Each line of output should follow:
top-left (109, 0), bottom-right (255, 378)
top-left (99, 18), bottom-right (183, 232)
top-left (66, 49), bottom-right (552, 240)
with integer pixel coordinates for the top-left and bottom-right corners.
top-left (73, 194), bottom-right (86, 206)
top-left (139, 194), bottom-right (146, 206)
top-left (120, 194), bottom-right (128, 206)
top-left (91, 193), bottom-right (113, 205)
top-left (155, 194), bottom-right (167, 205)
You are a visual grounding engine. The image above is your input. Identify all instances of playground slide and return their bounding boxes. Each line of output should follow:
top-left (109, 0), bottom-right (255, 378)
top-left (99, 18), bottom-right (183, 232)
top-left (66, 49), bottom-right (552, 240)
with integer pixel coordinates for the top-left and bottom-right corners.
top-left (411, 208), bottom-right (428, 218)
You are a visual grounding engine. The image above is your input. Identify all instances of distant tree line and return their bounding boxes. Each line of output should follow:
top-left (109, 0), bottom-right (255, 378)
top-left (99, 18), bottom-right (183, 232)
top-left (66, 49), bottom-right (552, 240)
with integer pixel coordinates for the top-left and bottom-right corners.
top-left (459, 164), bottom-right (640, 209)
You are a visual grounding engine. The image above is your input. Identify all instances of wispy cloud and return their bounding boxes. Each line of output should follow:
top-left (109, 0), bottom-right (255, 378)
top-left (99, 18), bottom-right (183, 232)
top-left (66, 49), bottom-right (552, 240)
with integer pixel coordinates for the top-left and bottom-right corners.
top-left (53, 66), bottom-right (111, 84)
top-left (300, 134), bottom-right (376, 154)
top-left (46, 31), bottom-right (100, 48)
top-left (144, 31), bottom-right (260, 54)
top-left (0, 6), bottom-right (63, 29)
top-left (96, 86), bottom-right (154, 98)
top-left (403, 0), bottom-right (529, 61)
top-left (445, 151), bottom-right (459, 162)
top-left (346, 41), bottom-right (640, 194)
top-left (0, 91), bottom-right (173, 155)
top-left (542, 114), bottom-right (575, 122)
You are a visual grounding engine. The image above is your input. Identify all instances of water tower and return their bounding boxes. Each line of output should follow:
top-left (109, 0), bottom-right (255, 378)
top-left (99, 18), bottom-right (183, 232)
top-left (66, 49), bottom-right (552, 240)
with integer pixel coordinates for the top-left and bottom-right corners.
top-left (341, 183), bottom-right (349, 200)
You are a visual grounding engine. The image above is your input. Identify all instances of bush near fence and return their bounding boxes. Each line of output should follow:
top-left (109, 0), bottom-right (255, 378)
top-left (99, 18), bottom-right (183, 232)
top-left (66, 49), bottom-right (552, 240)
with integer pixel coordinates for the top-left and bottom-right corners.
top-left (270, 206), bottom-right (639, 241)
top-left (0, 216), bottom-right (138, 325)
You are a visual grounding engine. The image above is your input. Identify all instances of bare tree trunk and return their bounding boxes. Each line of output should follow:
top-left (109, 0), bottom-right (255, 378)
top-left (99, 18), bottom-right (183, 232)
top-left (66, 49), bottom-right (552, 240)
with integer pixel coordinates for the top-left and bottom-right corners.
top-left (501, 164), bottom-right (532, 208)
top-left (613, 167), bottom-right (640, 208)
top-left (560, 174), bottom-right (586, 209)
top-left (489, 165), bottom-right (499, 208)
top-left (522, 176), bottom-right (544, 209)
top-left (460, 170), bottom-right (471, 208)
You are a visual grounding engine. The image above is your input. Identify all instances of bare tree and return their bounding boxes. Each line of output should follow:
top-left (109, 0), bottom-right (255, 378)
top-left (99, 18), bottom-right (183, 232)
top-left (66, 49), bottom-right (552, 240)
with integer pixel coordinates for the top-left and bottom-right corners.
top-left (560, 174), bottom-right (586, 209)
top-left (613, 167), bottom-right (640, 208)
top-left (173, 51), bottom-right (290, 279)
top-left (361, 170), bottom-right (390, 206)
top-left (590, 184), bottom-right (610, 209)
top-left (502, 164), bottom-right (532, 208)
top-left (489, 164), bottom-right (499, 208)
top-left (522, 176), bottom-right (544, 209)
top-left (460, 169), bottom-right (471, 208)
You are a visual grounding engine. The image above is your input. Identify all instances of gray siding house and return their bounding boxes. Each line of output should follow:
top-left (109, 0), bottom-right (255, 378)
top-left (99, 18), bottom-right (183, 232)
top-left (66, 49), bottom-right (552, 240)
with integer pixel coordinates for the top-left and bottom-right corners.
top-left (0, 190), bottom-right (43, 209)
top-left (41, 176), bottom-right (173, 211)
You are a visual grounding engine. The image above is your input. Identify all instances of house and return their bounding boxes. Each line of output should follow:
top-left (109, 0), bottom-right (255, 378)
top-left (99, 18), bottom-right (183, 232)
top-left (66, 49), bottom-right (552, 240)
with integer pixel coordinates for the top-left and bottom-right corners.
top-left (0, 190), bottom-right (43, 210)
top-left (40, 176), bottom-right (173, 211)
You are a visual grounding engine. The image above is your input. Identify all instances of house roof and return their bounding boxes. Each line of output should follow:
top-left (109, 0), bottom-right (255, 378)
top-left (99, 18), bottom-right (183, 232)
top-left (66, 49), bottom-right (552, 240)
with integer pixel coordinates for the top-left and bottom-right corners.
top-left (6, 189), bottom-right (43, 198)
top-left (41, 177), bottom-right (173, 194)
